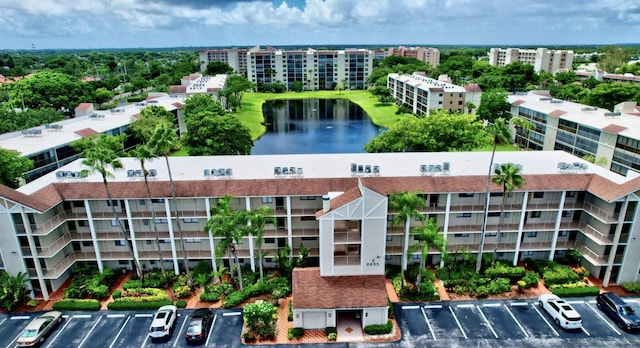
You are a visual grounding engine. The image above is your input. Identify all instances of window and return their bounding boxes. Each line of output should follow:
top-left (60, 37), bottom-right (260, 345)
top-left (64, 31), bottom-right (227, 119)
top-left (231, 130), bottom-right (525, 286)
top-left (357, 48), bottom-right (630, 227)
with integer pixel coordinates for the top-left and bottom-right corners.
top-left (183, 218), bottom-right (199, 223)
top-left (111, 219), bottom-right (119, 227)
top-left (387, 215), bottom-right (394, 221)
top-left (523, 251), bottom-right (534, 256)
top-left (559, 231), bottom-right (569, 237)
top-left (262, 197), bottom-right (274, 204)
top-left (301, 216), bottom-right (315, 221)
top-left (265, 238), bottom-right (275, 244)
top-left (566, 191), bottom-right (576, 197)
top-left (301, 237), bottom-right (316, 241)
top-left (154, 218), bottom-right (168, 224)
top-left (139, 199), bottom-right (146, 205)
top-left (456, 213), bottom-right (472, 218)
top-left (531, 211), bottom-right (542, 218)
top-left (143, 219), bottom-right (150, 226)
top-left (300, 196), bottom-right (316, 200)
top-left (412, 254), bottom-right (421, 259)
top-left (386, 235), bottom-right (393, 241)
top-left (185, 238), bottom-right (201, 243)
top-left (151, 199), bottom-right (164, 203)
top-left (458, 193), bottom-right (474, 198)
top-left (115, 240), bottom-right (126, 246)
top-left (526, 232), bottom-right (537, 238)
top-left (533, 192), bottom-right (544, 199)
top-left (562, 211), bottom-right (571, 218)
top-left (82, 241), bottom-right (92, 247)
top-left (454, 233), bottom-right (470, 237)
top-left (72, 201), bottom-right (84, 208)
top-left (415, 214), bottom-right (426, 221)
top-left (385, 255), bottom-right (392, 260)
top-left (78, 220), bottom-right (89, 227)
top-left (488, 212), bottom-right (501, 217)
top-left (485, 232), bottom-right (497, 237)
top-left (490, 192), bottom-right (503, 197)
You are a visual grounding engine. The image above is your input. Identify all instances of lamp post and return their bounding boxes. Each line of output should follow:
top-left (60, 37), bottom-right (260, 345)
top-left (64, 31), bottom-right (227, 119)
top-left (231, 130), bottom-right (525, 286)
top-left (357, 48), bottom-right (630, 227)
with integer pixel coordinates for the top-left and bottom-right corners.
top-left (476, 122), bottom-right (497, 273)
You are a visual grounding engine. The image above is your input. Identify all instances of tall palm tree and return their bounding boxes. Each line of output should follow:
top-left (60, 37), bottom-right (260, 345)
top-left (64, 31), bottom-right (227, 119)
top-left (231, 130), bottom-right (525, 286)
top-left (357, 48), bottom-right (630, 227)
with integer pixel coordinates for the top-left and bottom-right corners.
top-left (389, 191), bottom-right (426, 273)
top-left (408, 217), bottom-right (446, 287)
top-left (147, 124), bottom-right (189, 275)
top-left (204, 195), bottom-right (247, 290)
top-left (71, 134), bottom-right (142, 278)
top-left (509, 116), bottom-right (535, 148)
top-left (243, 206), bottom-right (277, 282)
top-left (491, 163), bottom-right (526, 264)
top-left (129, 145), bottom-right (165, 274)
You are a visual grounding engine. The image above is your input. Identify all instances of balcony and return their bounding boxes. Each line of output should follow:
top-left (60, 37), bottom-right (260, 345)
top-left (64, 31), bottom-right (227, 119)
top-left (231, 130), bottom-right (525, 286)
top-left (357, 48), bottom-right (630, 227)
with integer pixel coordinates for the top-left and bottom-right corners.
top-left (42, 251), bottom-right (96, 279)
top-left (574, 242), bottom-right (608, 266)
top-left (334, 254), bottom-right (360, 266)
top-left (37, 233), bottom-right (73, 257)
top-left (334, 230), bottom-right (360, 243)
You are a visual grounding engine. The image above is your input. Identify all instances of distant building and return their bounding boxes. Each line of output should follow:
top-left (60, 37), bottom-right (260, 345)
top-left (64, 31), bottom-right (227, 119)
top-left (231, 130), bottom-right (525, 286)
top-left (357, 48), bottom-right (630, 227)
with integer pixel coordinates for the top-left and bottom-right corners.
top-left (387, 46), bottom-right (440, 67)
top-left (575, 70), bottom-right (640, 85)
top-left (198, 47), bottom-right (249, 76)
top-left (489, 48), bottom-right (574, 74)
top-left (169, 73), bottom-right (227, 98)
top-left (387, 73), bottom-right (481, 116)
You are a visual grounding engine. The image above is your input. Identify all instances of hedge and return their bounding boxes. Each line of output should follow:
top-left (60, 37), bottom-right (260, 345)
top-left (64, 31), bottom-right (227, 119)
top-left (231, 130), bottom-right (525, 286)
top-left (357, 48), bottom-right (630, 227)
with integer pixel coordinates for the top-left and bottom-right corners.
top-left (176, 300), bottom-right (187, 308)
top-left (550, 286), bottom-right (601, 297)
top-left (107, 300), bottom-right (173, 310)
top-left (621, 282), bottom-right (640, 293)
top-left (364, 321), bottom-right (393, 335)
top-left (52, 299), bottom-right (101, 311)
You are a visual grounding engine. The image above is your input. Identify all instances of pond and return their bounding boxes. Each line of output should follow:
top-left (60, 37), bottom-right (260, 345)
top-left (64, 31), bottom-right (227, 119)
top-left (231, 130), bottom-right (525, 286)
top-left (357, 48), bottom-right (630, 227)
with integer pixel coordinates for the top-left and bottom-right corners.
top-left (251, 99), bottom-right (383, 155)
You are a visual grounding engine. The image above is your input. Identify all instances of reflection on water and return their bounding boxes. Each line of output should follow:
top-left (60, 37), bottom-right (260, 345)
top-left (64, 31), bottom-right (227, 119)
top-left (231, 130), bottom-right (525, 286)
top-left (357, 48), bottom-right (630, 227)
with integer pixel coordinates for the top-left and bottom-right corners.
top-left (252, 99), bottom-right (383, 155)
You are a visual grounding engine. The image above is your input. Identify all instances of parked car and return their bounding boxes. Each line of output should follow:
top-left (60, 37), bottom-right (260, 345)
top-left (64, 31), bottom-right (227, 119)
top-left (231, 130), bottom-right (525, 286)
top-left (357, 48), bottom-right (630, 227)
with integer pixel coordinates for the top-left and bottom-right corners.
top-left (596, 292), bottom-right (640, 331)
top-left (148, 305), bottom-right (178, 342)
top-left (538, 294), bottom-right (582, 330)
top-left (185, 308), bottom-right (213, 345)
top-left (16, 311), bottom-right (64, 347)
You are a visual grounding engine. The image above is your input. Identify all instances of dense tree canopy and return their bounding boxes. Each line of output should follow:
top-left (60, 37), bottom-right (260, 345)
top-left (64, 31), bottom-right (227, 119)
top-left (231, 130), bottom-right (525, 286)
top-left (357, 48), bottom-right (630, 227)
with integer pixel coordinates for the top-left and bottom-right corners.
top-left (184, 93), bottom-right (225, 116)
top-left (598, 46), bottom-right (635, 73)
top-left (364, 110), bottom-right (488, 153)
top-left (0, 149), bottom-right (34, 188)
top-left (226, 75), bottom-right (254, 109)
top-left (476, 89), bottom-right (511, 124)
top-left (0, 108), bottom-right (64, 134)
top-left (127, 105), bottom-right (174, 143)
top-left (183, 111), bottom-right (253, 156)
top-left (205, 61), bottom-right (235, 75)
top-left (8, 71), bottom-right (90, 114)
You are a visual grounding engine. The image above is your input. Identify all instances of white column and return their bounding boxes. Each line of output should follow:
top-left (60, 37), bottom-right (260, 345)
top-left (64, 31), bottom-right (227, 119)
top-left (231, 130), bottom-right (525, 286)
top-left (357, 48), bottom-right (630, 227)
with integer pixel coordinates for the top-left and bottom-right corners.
top-left (205, 198), bottom-right (217, 273)
top-left (84, 200), bottom-right (103, 272)
top-left (603, 196), bottom-right (630, 287)
top-left (286, 196), bottom-right (293, 260)
top-left (513, 192), bottom-right (529, 266)
top-left (20, 207), bottom-right (49, 300)
top-left (548, 191), bottom-right (566, 260)
top-left (441, 193), bottom-right (451, 267)
top-left (246, 197), bottom-right (255, 272)
top-left (164, 200), bottom-right (180, 274)
top-left (124, 200), bottom-right (139, 266)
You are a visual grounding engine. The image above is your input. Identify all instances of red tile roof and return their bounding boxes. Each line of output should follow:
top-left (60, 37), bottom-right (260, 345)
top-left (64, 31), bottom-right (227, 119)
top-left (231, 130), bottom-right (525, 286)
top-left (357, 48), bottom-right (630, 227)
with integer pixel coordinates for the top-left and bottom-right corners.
top-left (512, 99), bottom-right (526, 106)
top-left (548, 110), bottom-right (566, 118)
top-left (75, 103), bottom-right (93, 111)
top-left (292, 268), bottom-right (388, 309)
top-left (169, 85), bottom-right (187, 93)
top-left (464, 84), bottom-right (482, 93)
top-left (602, 124), bottom-right (628, 134)
top-left (74, 128), bottom-right (99, 137)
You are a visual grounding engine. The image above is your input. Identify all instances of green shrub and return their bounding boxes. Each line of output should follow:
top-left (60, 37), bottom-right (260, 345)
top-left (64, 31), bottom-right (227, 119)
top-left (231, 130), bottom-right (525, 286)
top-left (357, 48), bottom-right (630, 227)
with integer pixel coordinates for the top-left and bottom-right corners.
top-left (550, 286), bottom-right (600, 297)
top-left (27, 300), bottom-right (40, 307)
top-left (522, 271), bottom-right (539, 288)
top-left (288, 301), bottom-right (293, 321)
top-left (287, 329), bottom-right (294, 340)
top-left (291, 327), bottom-right (304, 339)
top-left (141, 270), bottom-right (175, 288)
top-left (543, 266), bottom-right (580, 286)
top-left (174, 285), bottom-right (192, 298)
top-left (116, 287), bottom-right (170, 303)
top-left (112, 290), bottom-right (122, 299)
top-left (243, 301), bottom-right (277, 341)
top-left (221, 280), bottom-right (271, 308)
top-left (123, 279), bottom-right (143, 290)
top-left (193, 261), bottom-right (213, 277)
top-left (327, 332), bottom-right (337, 341)
top-left (107, 300), bottom-right (173, 310)
top-left (325, 326), bottom-right (337, 336)
top-left (484, 263), bottom-right (525, 283)
top-left (52, 299), bottom-right (101, 311)
top-left (487, 278), bottom-right (511, 295)
top-left (475, 285), bottom-right (490, 297)
top-left (363, 321), bottom-right (393, 335)
top-left (621, 282), bottom-right (640, 293)
top-left (175, 300), bottom-right (187, 308)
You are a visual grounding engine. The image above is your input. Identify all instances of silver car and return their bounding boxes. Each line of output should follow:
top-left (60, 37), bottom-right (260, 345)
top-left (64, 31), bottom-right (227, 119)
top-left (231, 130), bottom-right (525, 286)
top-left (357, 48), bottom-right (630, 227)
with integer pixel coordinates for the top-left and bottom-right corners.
top-left (16, 311), bottom-right (63, 347)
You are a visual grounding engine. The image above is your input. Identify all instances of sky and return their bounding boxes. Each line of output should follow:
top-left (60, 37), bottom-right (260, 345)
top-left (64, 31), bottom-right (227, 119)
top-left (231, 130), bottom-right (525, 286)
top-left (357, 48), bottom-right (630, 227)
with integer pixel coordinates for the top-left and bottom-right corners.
top-left (0, 0), bottom-right (638, 50)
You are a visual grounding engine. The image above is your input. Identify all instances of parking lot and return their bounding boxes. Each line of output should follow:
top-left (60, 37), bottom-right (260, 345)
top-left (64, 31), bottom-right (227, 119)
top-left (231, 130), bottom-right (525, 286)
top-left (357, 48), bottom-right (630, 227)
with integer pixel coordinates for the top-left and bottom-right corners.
top-left (0, 309), bottom-right (243, 348)
top-left (1, 298), bottom-right (640, 348)
top-left (396, 297), bottom-right (640, 348)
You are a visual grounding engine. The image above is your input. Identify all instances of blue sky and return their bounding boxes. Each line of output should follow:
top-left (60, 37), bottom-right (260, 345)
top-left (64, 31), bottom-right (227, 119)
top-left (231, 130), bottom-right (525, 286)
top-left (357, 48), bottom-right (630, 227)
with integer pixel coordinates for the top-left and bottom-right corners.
top-left (0, 0), bottom-right (638, 50)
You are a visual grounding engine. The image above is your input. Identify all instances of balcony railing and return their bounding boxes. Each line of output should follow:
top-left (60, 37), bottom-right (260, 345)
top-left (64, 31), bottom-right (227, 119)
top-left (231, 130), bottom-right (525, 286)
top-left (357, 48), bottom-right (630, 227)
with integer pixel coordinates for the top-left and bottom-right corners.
top-left (334, 230), bottom-right (360, 243)
top-left (37, 233), bottom-right (73, 257)
top-left (574, 241), bottom-right (608, 266)
top-left (334, 255), bottom-right (361, 266)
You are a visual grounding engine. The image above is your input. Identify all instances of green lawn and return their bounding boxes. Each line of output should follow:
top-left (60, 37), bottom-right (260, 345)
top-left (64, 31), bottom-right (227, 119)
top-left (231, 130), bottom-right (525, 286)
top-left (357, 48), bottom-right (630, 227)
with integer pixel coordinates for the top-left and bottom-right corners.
top-left (234, 90), bottom-right (407, 140)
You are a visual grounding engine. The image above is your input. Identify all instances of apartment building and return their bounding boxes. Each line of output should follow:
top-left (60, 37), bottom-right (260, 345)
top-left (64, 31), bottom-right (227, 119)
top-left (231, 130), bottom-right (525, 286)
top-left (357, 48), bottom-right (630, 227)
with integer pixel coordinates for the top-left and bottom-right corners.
top-left (387, 73), bottom-right (482, 115)
top-left (198, 47), bottom-right (249, 76)
top-left (388, 46), bottom-right (440, 67)
top-left (489, 48), bottom-right (574, 74)
top-left (0, 93), bottom-right (185, 184)
top-left (508, 91), bottom-right (640, 177)
top-left (168, 73), bottom-right (227, 98)
top-left (1, 150), bottom-right (639, 308)
top-left (575, 70), bottom-right (640, 85)
top-left (246, 47), bottom-right (374, 91)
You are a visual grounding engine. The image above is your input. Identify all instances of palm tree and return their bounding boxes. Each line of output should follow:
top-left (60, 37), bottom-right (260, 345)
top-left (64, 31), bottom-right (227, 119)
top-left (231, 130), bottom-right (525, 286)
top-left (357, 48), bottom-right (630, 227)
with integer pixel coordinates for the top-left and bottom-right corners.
top-left (147, 124), bottom-right (189, 276)
top-left (0, 271), bottom-right (31, 311)
top-left (389, 191), bottom-right (426, 273)
top-left (71, 134), bottom-right (142, 278)
top-left (205, 195), bottom-right (247, 290)
top-left (509, 116), bottom-right (535, 149)
top-left (243, 206), bottom-right (277, 282)
top-left (408, 217), bottom-right (446, 287)
top-left (491, 163), bottom-right (526, 264)
top-left (129, 145), bottom-right (164, 274)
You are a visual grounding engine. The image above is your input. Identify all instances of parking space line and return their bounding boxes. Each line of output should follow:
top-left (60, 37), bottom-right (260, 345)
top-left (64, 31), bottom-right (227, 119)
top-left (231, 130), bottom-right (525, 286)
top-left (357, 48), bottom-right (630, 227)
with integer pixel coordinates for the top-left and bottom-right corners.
top-left (626, 299), bottom-right (638, 303)
top-left (73, 314), bottom-right (92, 319)
top-left (107, 314), bottom-right (125, 318)
top-left (448, 306), bottom-right (468, 339)
top-left (205, 314), bottom-right (217, 347)
top-left (587, 300), bottom-right (597, 304)
top-left (78, 315), bottom-right (102, 348)
top-left (457, 304), bottom-right (474, 308)
top-left (10, 316), bottom-right (30, 320)
top-left (504, 304), bottom-right (529, 338)
top-left (566, 300), bottom-right (585, 304)
top-left (109, 315), bottom-right (132, 348)
top-left (424, 305), bottom-right (442, 309)
top-left (482, 303), bottom-right (501, 307)
top-left (172, 315), bottom-right (188, 348)
top-left (45, 315), bottom-right (74, 348)
top-left (135, 314), bottom-right (153, 318)
top-left (586, 302), bottom-right (621, 336)
top-left (0, 318), bottom-right (6, 327)
top-left (532, 304), bottom-right (559, 337)
top-left (477, 307), bottom-right (498, 338)
top-left (510, 302), bottom-right (528, 307)
top-left (223, 312), bottom-right (241, 316)
top-left (420, 307), bottom-right (436, 340)
top-left (402, 305), bottom-right (419, 309)
top-left (581, 325), bottom-right (590, 336)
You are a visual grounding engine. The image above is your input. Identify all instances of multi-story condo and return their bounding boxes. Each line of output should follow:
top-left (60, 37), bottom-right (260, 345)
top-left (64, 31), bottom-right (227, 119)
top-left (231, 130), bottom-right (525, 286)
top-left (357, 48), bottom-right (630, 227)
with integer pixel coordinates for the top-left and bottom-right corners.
top-left (1, 150), bottom-right (639, 313)
top-left (508, 91), bottom-right (640, 177)
top-left (489, 48), bottom-right (574, 74)
top-left (575, 70), bottom-right (640, 85)
top-left (388, 46), bottom-right (440, 67)
top-left (246, 47), bottom-right (374, 91)
top-left (387, 73), bottom-right (482, 115)
top-left (199, 47), bottom-right (249, 76)
top-left (0, 93), bottom-right (185, 184)
top-left (168, 73), bottom-right (227, 98)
